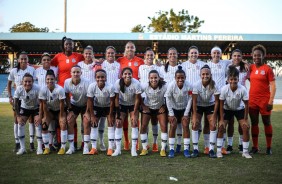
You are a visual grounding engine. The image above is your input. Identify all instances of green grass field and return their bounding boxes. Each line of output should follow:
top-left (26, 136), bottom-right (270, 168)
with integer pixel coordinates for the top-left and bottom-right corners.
top-left (0, 103), bottom-right (282, 184)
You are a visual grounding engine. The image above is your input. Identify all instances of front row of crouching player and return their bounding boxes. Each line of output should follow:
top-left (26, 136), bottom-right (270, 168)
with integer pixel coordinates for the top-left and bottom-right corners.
top-left (13, 65), bottom-right (252, 158)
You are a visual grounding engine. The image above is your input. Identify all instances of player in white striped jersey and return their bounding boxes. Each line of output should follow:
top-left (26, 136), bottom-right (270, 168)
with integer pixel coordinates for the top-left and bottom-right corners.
top-left (165, 66), bottom-right (193, 158)
top-left (181, 46), bottom-right (207, 153)
top-left (138, 48), bottom-right (161, 152)
top-left (7, 51), bottom-right (36, 153)
top-left (192, 65), bottom-right (220, 158)
top-left (77, 46), bottom-right (97, 151)
top-left (78, 46), bottom-right (97, 83)
top-left (217, 66), bottom-right (251, 159)
top-left (98, 46), bottom-right (120, 151)
top-left (63, 65), bottom-right (91, 155)
top-left (35, 53), bottom-right (58, 87)
top-left (207, 46), bottom-right (231, 155)
top-left (86, 69), bottom-right (115, 155)
top-left (39, 70), bottom-right (66, 155)
top-left (112, 67), bottom-right (142, 157)
top-left (140, 70), bottom-right (168, 156)
top-left (13, 73), bottom-right (41, 155)
top-left (159, 47), bottom-right (184, 153)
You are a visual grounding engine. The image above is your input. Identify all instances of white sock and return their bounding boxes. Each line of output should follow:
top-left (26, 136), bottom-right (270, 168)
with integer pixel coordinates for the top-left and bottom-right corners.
top-left (243, 141), bottom-right (249, 153)
top-left (228, 137), bottom-right (233, 146)
top-left (29, 123), bottom-right (35, 143)
top-left (192, 130), bottom-right (199, 150)
top-left (84, 135), bottom-right (90, 149)
top-left (131, 127), bottom-right (138, 151)
top-left (61, 130), bottom-right (67, 149)
top-left (68, 134), bottom-right (74, 150)
top-left (217, 138), bottom-right (223, 153)
top-left (36, 126), bottom-right (42, 149)
top-left (209, 130), bottom-right (217, 151)
top-left (90, 127), bottom-right (98, 149)
top-left (18, 124), bottom-right (25, 150)
top-left (222, 133), bottom-right (226, 148)
top-left (108, 127), bottom-right (115, 149)
top-left (98, 117), bottom-right (106, 143)
top-left (42, 133), bottom-right (50, 149)
top-left (140, 133), bottom-right (148, 150)
top-left (115, 128), bottom-right (122, 152)
top-left (169, 138), bottom-right (175, 150)
top-left (184, 138), bottom-right (190, 150)
top-left (161, 133), bottom-right (168, 150)
top-left (14, 123), bottom-right (19, 143)
top-left (176, 124), bottom-right (182, 145)
top-left (204, 134), bottom-right (210, 148)
top-left (198, 122), bottom-right (202, 141)
top-left (49, 131), bottom-right (54, 145)
top-left (152, 124), bottom-right (158, 144)
top-left (239, 135), bottom-right (243, 145)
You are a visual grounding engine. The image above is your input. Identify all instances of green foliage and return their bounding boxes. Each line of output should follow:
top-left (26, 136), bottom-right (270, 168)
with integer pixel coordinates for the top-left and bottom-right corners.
top-left (132, 9), bottom-right (204, 33)
top-left (9, 22), bottom-right (49, 32)
top-left (131, 24), bottom-right (146, 33)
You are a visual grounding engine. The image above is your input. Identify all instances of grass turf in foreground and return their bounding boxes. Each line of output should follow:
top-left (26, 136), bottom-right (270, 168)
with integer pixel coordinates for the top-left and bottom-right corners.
top-left (0, 103), bottom-right (282, 184)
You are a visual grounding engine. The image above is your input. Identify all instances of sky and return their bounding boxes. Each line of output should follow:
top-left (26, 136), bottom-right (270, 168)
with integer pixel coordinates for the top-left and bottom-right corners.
top-left (0, 0), bottom-right (282, 34)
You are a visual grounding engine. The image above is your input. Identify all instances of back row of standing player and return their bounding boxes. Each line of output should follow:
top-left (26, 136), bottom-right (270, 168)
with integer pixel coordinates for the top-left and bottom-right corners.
top-left (7, 38), bottom-right (276, 158)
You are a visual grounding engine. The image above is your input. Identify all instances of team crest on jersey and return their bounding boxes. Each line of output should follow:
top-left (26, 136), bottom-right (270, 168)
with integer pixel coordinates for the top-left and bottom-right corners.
top-left (72, 58), bottom-right (76, 63)
top-left (134, 61), bottom-right (139, 66)
top-left (260, 70), bottom-right (265, 75)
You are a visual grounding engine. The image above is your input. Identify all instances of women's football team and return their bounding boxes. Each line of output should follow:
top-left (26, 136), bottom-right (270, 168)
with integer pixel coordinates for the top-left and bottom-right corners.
top-left (8, 40), bottom-right (276, 159)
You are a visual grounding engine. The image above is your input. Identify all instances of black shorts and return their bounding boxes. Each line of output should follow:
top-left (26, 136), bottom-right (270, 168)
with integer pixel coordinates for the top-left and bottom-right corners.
top-left (197, 105), bottom-right (215, 116)
top-left (94, 106), bottom-right (110, 117)
top-left (120, 105), bottom-right (134, 114)
top-left (71, 104), bottom-right (87, 116)
top-left (142, 106), bottom-right (167, 116)
top-left (224, 109), bottom-right (245, 121)
top-left (49, 109), bottom-right (60, 118)
top-left (19, 107), bottom-right (39, 117)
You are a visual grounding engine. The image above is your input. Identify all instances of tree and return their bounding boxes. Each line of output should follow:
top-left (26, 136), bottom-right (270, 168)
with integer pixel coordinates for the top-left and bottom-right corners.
top-left (131, 9), bottom-right (204, 33)
top-left (131, 24), bottom-right (146, 33)
top-left (9, 22), bottom-right (49, 32)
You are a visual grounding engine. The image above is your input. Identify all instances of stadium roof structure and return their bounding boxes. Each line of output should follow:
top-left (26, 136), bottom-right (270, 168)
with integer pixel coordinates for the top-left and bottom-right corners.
top-left (0, 32), bottom-right (282, 59)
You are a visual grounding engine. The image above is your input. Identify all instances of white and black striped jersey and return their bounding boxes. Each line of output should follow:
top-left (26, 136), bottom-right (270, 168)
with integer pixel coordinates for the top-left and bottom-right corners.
top-left (141, 83), bottom-right (167, 110)
top-left (8, 66), bottom-right (35, 87)
top-left (138, 64), bottom-right (161, 85)
top-left (35, 66), bottom-right (58, 87)
top-left (114, 78), bottom-right (142, 106)
top-left (87, 82), bottom-right (115, 107)
top-left (219, 84), bottom-right (248, 111)
top-left (39, 84), bottom-right (66, 111)
top-left (14, 84), bottom-right (40, 110)
top-left (192, 80), bottom-right (220, 107)
top-left (181, 60), bottom-right (206, 86)
top-left (101, 60), bottom-right (120, 85)
top-left (77, 61), bottom-right (96, 83)
top-left (207, 60), bottom-right (231, 89)
top-left (159, 64), bottom-right (179, 83)
top-left (165, 80), bottom-right (192, 116)
top-left (64, 78), bottom-right (90, 107)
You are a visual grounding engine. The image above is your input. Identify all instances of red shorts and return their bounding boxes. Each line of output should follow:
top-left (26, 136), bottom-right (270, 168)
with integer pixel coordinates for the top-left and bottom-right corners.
top-left (249, 97), bottom-right (271, 115)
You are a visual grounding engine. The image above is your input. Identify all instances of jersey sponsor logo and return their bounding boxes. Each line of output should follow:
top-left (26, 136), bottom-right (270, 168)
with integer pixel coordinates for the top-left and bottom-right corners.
top-left (66, 59), bottom-right (69, 63)
top-left (128, 62), bottom-right (132, 66)
top-left (255, 70), bottom-right (258, 74)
